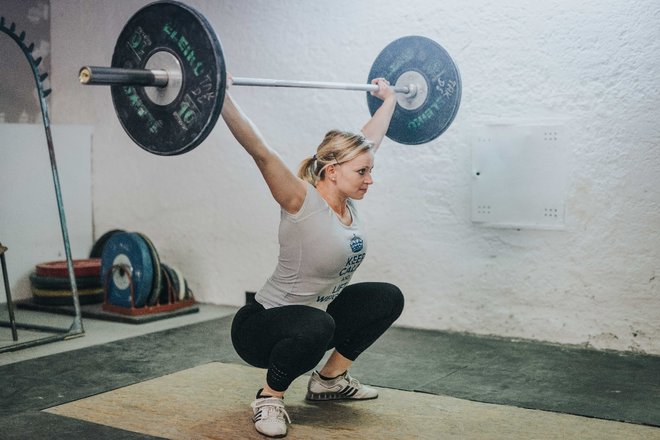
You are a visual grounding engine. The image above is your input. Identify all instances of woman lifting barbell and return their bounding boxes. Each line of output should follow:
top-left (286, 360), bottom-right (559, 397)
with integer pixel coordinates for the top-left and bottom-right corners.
top-left (222, 74), bottom-right (404, 438)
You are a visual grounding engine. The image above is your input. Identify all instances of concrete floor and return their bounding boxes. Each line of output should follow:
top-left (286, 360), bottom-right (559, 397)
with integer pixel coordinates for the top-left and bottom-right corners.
top-left (1, 303), bottom-right (659, 439)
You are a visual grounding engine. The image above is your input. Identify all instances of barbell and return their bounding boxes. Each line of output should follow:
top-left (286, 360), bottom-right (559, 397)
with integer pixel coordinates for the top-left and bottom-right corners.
top-left (79, 0), bottom-right (462, 156)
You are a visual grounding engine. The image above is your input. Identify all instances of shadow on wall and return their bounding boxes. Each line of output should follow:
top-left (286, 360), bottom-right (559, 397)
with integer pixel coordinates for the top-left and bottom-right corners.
top-left (0, 0), bottom-right (50, 123)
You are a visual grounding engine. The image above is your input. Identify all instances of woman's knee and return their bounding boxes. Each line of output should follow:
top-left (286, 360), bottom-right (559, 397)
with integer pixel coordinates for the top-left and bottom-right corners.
top-left (298, 309), bottom-right (336, 346)
top-left (230, 304), bottom-right (268, 367)
top-left (231, 304), bottom-right (258, 345)
top-left (381, 283), bottom-right (405, 320)
top-left (365, 283), bottom-right (404, 333)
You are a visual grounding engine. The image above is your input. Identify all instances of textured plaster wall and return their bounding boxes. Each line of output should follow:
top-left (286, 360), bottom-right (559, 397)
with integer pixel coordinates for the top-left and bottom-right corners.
top-left (49, 0), bottom-right (660, 354)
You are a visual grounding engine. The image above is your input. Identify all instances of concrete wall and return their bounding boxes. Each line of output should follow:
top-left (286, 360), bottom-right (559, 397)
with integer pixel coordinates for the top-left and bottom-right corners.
top-left (49, 0), bottom-right (660, 354)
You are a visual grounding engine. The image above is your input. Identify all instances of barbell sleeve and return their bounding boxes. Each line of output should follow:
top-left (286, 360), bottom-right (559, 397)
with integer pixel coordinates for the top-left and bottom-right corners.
top-left (78, 66), bottom-right (413, 96)
top-left (79, 66), bottom-right (169, 87)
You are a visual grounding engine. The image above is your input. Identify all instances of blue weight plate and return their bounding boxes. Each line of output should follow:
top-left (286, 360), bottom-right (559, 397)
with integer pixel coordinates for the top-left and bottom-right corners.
top-left (367, 35), bottom-right (462, 145)
top-left (89, 229), bottom-right (126, 258)
top-left (101, 232), bottom-right (154, 308)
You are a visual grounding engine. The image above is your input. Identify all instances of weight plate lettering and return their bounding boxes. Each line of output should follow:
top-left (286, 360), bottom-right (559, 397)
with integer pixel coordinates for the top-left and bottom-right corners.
top-left (367, 35), bottom-right (461, 145)
top-left (111, 0), bottom-right (226, 155)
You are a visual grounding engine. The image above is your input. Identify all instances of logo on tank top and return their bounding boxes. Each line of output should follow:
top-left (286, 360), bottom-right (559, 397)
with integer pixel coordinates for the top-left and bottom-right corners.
top-left (350, 234), bottom-right (364, 253)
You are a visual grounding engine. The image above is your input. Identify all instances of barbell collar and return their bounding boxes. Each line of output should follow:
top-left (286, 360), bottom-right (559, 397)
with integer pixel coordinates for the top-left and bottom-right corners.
top-left (79, 66), bottom-right (169, 87)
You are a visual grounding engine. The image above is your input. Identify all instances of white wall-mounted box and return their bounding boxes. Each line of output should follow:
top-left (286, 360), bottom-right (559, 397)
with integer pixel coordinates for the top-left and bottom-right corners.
top-left (471, 123), bottom-right (568, 229)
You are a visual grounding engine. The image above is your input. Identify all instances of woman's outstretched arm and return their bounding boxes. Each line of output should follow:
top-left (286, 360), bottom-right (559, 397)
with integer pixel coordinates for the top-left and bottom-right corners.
top-left (361, 78), bottom-right (396, 152)
top-left (221, 90), bottom-right (306, 214)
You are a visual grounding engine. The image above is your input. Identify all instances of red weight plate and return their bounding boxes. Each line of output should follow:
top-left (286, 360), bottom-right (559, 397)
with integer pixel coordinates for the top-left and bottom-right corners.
top-left (35, 258), bottom-right (102, 278)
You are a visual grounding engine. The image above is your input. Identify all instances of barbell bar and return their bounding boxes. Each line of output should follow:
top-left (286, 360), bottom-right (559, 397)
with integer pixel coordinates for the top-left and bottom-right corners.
top-left (79, 66), bottom-right (415, 96)
top-left (79, 0), bottom-right (461, 155)
top-left (232, 77), bottom-right (414, 95)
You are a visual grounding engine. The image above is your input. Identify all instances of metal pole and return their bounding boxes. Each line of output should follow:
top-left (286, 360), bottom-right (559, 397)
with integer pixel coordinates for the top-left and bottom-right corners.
top-left (41, 68), bottom-right (84, 337)
top-left (40, 103), bottom-right (84, 335)
top-left (0, 244), bottom-right (18, 341)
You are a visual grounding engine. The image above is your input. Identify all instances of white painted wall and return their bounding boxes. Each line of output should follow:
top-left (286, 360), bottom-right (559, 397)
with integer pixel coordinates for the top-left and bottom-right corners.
top-left (49, 0), bottom-right (660, 354)
top-left (0, 124), bottom-right (93, 300)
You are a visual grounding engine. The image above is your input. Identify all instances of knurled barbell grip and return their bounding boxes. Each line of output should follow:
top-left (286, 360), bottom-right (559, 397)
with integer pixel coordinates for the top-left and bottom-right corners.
top-left (79, 66), bottom-right (169, 87)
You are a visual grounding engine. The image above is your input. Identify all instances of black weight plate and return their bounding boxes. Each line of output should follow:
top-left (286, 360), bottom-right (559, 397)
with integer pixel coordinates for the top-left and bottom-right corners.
top-left (33, 294), bottom-right (103, 306)
top-left (164, 264), bottom-right (182, 302)
top-left (111, 0), bottom-right (226, 155)
top-left (101, 232), bottom-right (154, 308)
top-left (159, 263), bottom-right (170, 304)
top-left (367, 36), bottom-right (461, 145)
top-left (184, 279), bottom-right (193, 300)
top-left (30, 272), bottom-right (101, 290)
top-left (90, 229), bottom-right (126, 258)
top-left (137, 232), bottom-right (162, 306)
top-left (160, 263), bottom-right (175, 304)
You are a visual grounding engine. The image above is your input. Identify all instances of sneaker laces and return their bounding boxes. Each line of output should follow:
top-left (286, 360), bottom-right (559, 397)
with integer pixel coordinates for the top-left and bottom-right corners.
top-left (343, 371), bottom-right (362, 388)
top-left (254, 398), bottom-right (291, 425)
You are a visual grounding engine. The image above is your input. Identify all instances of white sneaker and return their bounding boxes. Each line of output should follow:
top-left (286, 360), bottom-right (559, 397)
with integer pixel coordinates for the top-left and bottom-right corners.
top-left (251, 396), bottom-right (291, 438)
top-left (306, 370), bottom-right (379, 401)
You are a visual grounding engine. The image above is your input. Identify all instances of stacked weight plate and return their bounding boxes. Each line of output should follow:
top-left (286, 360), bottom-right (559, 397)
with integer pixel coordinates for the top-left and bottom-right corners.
top-left (100, 231), bottom-right (193, 310)
top-left (30, 259), bottom-right (103, 305)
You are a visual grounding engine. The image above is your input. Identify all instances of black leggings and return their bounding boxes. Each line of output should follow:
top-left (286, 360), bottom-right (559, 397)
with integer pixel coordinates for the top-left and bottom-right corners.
top-left (230, 282), bottom-right (404, 392)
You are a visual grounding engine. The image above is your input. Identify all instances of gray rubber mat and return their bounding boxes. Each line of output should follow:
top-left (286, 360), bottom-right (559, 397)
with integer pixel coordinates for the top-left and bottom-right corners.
top-left (1, 314), bottom-right (659, 439)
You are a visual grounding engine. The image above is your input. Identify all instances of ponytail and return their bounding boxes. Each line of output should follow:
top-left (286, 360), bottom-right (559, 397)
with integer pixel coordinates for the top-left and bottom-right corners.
top-left (297, 156), bottom-right (318, 185)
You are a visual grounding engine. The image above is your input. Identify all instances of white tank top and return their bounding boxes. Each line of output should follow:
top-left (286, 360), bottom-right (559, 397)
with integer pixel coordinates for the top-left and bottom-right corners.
top-left (256, 182), bottom-right (367, 310)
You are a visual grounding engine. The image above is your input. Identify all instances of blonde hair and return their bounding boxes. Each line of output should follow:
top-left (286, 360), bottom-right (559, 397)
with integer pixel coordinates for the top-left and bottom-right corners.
top-left (297, 130), bottom-right (374, 185)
